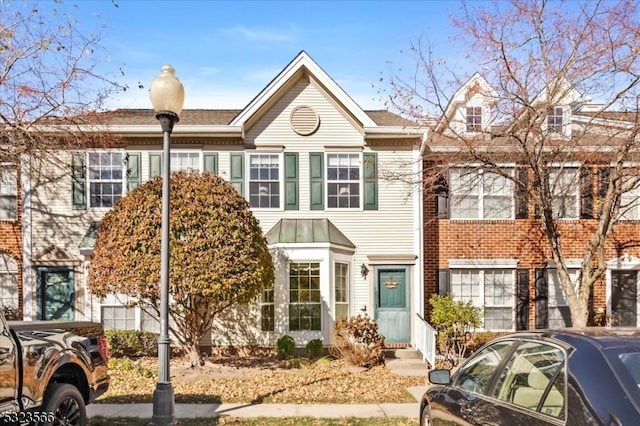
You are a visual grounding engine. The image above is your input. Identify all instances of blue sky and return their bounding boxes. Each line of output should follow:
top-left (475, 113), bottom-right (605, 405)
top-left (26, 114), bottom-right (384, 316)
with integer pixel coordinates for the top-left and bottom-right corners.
top-left (67, 0), bottom-right (458, 111)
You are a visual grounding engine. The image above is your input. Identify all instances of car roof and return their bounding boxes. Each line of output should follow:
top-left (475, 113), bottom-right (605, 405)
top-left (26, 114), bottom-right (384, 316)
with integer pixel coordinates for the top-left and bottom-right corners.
top-left (500, 327), bottom-right (640, 350)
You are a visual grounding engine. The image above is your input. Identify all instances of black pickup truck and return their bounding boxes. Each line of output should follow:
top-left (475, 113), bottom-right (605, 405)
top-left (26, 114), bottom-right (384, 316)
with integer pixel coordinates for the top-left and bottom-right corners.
top-left (0, 311), bottom-right (110, 425)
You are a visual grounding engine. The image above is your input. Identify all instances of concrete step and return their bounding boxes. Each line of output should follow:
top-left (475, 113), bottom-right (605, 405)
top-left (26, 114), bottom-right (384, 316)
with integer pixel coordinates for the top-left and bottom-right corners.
top-left (384, 348), bottom-right (423, 360)
top-left (384, 348), bottom-right (430, 377)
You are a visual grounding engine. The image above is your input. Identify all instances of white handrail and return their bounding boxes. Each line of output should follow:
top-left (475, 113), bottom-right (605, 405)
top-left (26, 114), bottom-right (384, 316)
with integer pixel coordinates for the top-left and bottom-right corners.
top-left (415, 313), bottom-right (437, 368)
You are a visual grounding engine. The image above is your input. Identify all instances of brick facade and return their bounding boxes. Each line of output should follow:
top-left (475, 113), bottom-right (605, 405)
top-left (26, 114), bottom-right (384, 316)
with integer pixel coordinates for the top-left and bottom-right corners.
top-left (423, 161), bottom-right (640, 330)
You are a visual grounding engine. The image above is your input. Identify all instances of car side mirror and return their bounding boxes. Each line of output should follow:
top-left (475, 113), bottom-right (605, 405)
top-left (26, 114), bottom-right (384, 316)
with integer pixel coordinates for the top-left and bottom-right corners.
top-left (429, 369), bottom-right (451, 385)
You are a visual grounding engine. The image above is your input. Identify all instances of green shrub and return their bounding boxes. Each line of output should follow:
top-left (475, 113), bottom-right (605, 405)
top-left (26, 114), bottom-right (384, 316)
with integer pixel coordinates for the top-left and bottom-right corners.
top-left (306, 339), bottom-right (324, 359)
top-left (429, 294), bottom-right (482, 366)
top-left (330, 314), bottom-right (385, 368)
top-left (106, 330), bottom-right (159, 358)
top-left (277, 335), bottom-right (296, 359)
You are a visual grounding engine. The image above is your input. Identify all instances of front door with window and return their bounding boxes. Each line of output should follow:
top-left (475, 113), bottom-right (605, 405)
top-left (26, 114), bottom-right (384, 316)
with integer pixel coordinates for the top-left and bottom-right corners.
top-left (612, 270), bottom-right (638, 326)
top-left (374, 268), bottom-right (410, 343)
top-left (37, 268), bottom-right (75, 321)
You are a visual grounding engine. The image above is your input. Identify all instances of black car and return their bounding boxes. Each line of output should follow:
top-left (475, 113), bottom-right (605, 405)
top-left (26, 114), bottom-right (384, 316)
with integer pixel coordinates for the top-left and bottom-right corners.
top-left (420, 328), bottom-right (640, 425)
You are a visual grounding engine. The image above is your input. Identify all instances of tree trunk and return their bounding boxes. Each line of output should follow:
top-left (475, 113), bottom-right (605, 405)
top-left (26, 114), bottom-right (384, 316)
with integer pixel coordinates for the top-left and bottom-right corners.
top-left (186, 342), bottom-right (204, 368)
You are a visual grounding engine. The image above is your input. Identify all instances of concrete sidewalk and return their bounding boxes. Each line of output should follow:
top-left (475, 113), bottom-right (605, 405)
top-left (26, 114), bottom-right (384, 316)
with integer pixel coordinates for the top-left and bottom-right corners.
top-left (87, 386), bottom-right (427, 419)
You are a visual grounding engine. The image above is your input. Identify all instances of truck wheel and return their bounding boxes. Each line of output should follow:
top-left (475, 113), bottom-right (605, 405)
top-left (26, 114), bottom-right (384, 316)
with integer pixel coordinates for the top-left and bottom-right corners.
top-left (41, 383), bottom-right (86, 426)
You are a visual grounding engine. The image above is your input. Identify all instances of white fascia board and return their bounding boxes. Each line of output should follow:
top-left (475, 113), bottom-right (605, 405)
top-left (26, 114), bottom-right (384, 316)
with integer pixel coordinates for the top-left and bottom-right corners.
top-left (364, 126), bottom-right (425, 138)
top-left (231, 51), bottom-right (377, 128)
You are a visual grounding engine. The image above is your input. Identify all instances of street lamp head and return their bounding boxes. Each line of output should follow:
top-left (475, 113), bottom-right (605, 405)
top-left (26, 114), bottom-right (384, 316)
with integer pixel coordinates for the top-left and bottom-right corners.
top-left (150, 64), bottom-right (185, 122)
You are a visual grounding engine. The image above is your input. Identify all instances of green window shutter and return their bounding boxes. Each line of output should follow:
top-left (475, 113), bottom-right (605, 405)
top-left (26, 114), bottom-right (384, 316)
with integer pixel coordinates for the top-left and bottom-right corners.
top-left (230, 153), bottom-right (245, 195)
top-left (149, 153), bottom-right (163, 178)
top-left (284, 152), bottom-right (299, 210)
top-left (71, 152), bottom-right (86, 210)
top-left (126, 152), bottom-right (141, 192)
top-left (203, 152), bottom-right (218, 174)
top-left (309, 152), bottom-right (324, 210)
top-left (363, 152), bottom-right (378, 210)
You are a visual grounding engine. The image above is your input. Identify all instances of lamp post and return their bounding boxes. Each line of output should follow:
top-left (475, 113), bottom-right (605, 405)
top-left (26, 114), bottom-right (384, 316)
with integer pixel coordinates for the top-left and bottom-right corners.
top-left (149, 64), bottom-right (184, 426)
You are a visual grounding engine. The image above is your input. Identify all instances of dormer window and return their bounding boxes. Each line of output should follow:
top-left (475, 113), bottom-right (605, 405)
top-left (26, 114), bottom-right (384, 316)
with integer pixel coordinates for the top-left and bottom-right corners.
top-left (547, 107), bottom-right (564, 134)
top-left (466, 107), bottom-right (483, 132)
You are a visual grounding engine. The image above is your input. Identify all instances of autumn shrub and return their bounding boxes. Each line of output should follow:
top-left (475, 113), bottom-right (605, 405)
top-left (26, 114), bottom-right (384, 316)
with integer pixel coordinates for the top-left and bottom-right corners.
top-left (330, 314), bottom-right (385, 368)
top-left (306, 338), bottom-right (324, 359)
top-left (106, 330), bottom-right (159, 358)
top-left (466, 331), bottom-right (509, 354)
top-left (277, 335), bottom-right (296, 359)
top-left (429, 294), bottom-right (482, 366)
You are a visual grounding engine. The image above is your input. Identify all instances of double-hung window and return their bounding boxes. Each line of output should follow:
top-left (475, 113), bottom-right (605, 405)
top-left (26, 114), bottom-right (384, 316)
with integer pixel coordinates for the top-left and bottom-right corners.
top-left (88, 152), bottom-right (124, 208)
top-left (620, 174), bottom-right (640, 220)
top-left (327, 153), bottom-right (360, 209)
top-left (450, 268), bottom-right (514, 330)
top-left (334, 262), bottom-right (349, 320)
top-left (546, 268), bottom-right (576, 328)
top-left (547, 107), bottom-right (564, 134)
top-left (261, 281), bottom-right (275, 331)
top-left (171, 152), bottom-right (200, 172)
top-left (466, 106), bottom-right (483, 132)
top-left (289, 262), bottom-right (321, 331)
top-left (0, 165), bottom-right (17, 220)
top-left (249, 154), bottom-right (280, 208)
top-left (0, 254), bottom-right (18, 314)
top-left (549, 168), bottom-right (579, 219)
top-left (450, 168), bottom-right (513, 219)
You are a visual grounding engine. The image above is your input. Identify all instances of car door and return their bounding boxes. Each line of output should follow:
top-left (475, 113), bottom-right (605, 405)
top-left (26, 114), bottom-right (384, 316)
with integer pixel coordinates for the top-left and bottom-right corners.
top-left (430, 340), bottom-right (514, 425)
top-left (489, 340), bottom-right (566, 425)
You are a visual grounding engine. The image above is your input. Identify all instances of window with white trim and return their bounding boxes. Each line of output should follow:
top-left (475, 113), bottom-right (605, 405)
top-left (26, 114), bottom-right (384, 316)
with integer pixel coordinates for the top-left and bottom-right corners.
top-left (549, 168), bottom-right (579, 219)
top-left (0, 254), bottom-right (18, 314)
top-left (450, 268), bottom-right (514, 330)
top-left (620, 174), bottom-right (640, 220)
top-left (249, 153), bottom-right (280, 208)
top-left (546, 268), bottom-right (576, 328)
top-left (100, 293), bottom-right (160, 332)
top-left (100, 294), bottom-right (135, 330)
top-left (547, 107), bottom-right (564, 134)
top-left (450, 168), bottom-right (513, 219)
top-left (334, 262), bottom-right (349, 320)
top-left (466, 106), bottom-right (483, 132)
top-left (289, 262), bottom-right (321, 331)
top-left (261, 281), bottom-right (275, 331)
top-left (327, 153), bottom-right (360, 209)
top-left (0, 165), bottom-right (17, 220)
top-left (88, 152), bottom-right (124, 208)
top-left (171, 152), bottom-right (200, 172)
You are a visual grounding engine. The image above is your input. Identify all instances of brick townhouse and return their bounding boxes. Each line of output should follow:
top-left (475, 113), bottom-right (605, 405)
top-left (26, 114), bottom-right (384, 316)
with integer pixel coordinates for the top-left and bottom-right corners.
top-left (422, 73), bottom-right (640, 331)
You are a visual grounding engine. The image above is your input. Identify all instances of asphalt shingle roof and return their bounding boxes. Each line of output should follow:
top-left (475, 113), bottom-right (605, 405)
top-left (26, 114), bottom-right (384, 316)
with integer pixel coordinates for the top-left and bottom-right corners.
top-left (100, 108), bottom-right (416, 127)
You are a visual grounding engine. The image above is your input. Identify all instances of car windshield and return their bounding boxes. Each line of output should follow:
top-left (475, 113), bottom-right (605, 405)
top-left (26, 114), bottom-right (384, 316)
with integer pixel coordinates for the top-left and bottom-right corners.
top-left (608, 348), bottom-right (640, 407)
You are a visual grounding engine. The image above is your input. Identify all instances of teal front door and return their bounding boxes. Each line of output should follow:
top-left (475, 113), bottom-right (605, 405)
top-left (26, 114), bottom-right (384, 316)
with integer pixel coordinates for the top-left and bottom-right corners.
top-left (374, 268), bottom-right (410, 343)
top-left (37, 268), bottom-right (75, 321)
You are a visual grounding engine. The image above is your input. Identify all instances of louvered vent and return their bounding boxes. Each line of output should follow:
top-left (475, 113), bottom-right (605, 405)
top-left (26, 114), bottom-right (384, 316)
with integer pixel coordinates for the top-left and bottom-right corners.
top-left (290, 105), bottom-right (320, 136)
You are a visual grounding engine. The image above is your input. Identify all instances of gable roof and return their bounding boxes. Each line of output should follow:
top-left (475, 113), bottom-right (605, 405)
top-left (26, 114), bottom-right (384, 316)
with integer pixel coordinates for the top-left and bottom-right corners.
top-left (230, 50), bottom-right (377, 130)
top-left (435, 73), bottom-right (498, 133)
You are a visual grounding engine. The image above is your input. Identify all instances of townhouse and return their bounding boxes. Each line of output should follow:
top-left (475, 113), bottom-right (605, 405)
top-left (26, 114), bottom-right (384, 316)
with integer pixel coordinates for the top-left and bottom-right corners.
top-left (13, 52), bottom-right (429, 352)
top-left (423, 73), bottom-right (640, 331)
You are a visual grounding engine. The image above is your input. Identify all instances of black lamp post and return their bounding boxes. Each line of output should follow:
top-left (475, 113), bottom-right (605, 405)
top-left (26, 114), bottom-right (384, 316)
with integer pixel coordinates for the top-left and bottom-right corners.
top-left (149, 64), bottom-right (184, 426)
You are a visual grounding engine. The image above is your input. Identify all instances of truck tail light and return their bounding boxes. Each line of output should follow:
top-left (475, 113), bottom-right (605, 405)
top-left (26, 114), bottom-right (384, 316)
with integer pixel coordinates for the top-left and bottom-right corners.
top-left (98, 335), bottom-right (110, 363)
